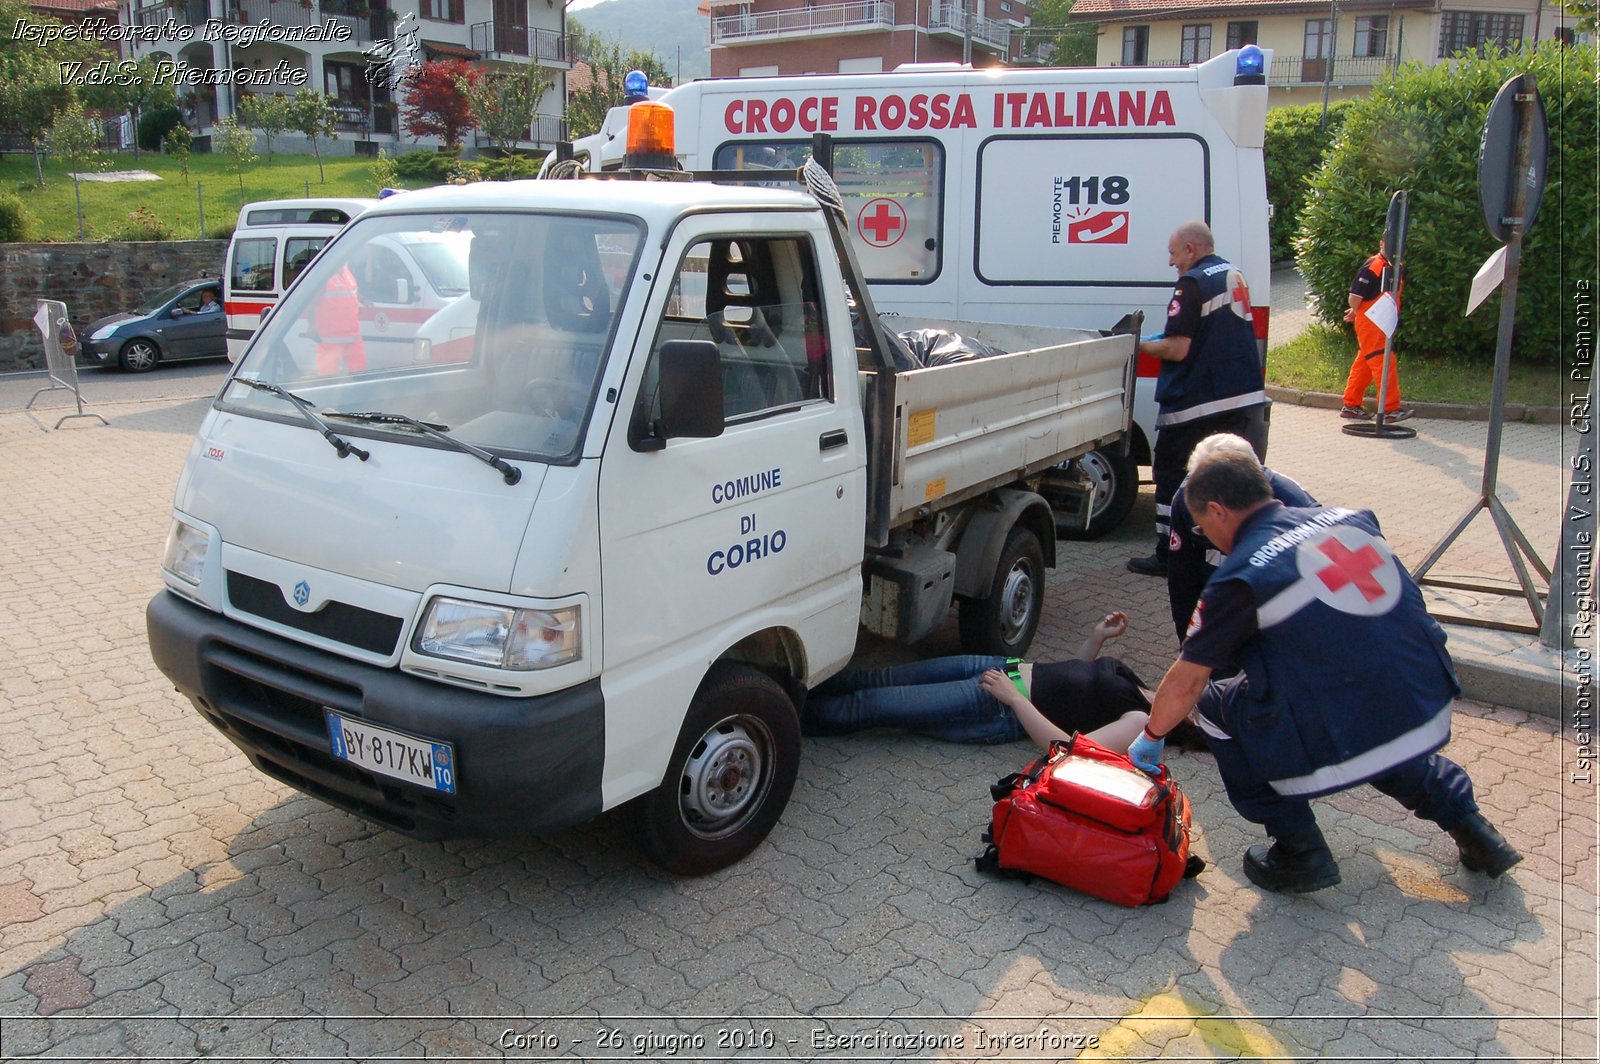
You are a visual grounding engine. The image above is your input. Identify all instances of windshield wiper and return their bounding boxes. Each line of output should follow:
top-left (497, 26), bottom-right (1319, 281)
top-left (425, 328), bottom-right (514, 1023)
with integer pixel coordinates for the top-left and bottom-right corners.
top-left (325, 410), bottom-right (522, 486)
top-left (230, 377), bottom-right (370, 461)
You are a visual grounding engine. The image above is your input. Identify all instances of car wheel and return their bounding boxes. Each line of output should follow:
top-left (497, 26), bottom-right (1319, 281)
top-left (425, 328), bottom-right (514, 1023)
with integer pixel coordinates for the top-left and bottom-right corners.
top-left (636, 663), bottom-right (800, 876)
top-left (118, 338), bottom-right (160, 373)
top-left (1054, 447), bottom-right (1139, 541)
top-left (958, 526), bottom-right (1046, 657)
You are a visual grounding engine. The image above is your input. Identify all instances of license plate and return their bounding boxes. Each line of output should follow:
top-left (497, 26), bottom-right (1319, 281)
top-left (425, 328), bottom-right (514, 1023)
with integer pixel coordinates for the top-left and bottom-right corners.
top-left (324, 711), bottom-right (457, 794)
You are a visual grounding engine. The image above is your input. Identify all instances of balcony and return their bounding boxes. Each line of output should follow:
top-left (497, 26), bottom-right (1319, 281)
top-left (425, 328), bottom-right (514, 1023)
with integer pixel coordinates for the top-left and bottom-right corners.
top-left (470, 22), bottom-right (570, 64)
top-left (927, 1), bottom-right (1011, 54)
top-left (472, 114), bottom-right (568, 148)
top-left (131, 0), bottom-right (209, 27)
top-left (1268, 53), bottom-right (1398, 87)
top-left (710, 0), bottom-right (893, 45)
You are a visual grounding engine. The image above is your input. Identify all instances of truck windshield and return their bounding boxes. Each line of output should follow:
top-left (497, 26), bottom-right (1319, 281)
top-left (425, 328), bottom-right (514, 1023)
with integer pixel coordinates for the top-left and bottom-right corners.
top-left (227, 210), bottom-right (642, 464)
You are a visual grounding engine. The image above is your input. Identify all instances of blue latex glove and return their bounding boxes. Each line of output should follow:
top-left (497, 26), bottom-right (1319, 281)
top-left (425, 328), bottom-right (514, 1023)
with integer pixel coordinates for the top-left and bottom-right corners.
top-left (1127, 730), bottom-right (1166, 776)
top-left (1141, 332), bottom-right (1165, 344)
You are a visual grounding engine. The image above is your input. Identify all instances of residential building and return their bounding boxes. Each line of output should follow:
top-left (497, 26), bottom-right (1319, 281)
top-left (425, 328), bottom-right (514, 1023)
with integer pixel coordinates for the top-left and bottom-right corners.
top-left (1067, 0), bottom-right (1570, 107)
top-left (117, 0), bottom-right (573, 153)
top-left (703, 0), bottom-right (1035, 77)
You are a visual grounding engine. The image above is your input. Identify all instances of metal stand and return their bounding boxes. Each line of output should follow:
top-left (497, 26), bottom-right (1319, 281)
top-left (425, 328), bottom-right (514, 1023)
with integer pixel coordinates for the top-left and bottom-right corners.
top-left (1411, 82), bottom-right (1547, 631)
top-left (25, 299), bottom-right (107, 430)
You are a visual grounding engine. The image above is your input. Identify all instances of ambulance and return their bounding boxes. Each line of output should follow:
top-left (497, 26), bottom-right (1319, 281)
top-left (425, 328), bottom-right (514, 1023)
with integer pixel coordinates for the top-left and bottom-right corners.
top-left (549, 48), bottom-right (1273, 536)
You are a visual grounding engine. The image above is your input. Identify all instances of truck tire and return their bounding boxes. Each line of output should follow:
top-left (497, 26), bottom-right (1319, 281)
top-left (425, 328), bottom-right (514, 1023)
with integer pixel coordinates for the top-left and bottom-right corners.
top-left (1056, 447), bottom-right (1138, 541)
top-left (958, 527), bottom-right (1045, 657)
top-left (636, 663), bottom-right (800, 876)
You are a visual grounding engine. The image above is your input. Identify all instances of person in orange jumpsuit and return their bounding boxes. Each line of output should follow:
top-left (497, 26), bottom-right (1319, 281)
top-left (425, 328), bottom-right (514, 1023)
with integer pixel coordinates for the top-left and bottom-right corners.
top-left (314, 263), bottom-right (367, 375)
top-left (1340, 238), bottom-right (1411, 422)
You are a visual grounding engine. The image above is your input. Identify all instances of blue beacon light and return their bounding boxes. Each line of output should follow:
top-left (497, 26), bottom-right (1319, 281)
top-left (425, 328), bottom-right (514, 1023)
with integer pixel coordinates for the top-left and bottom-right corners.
top-left (1234, 44), bottom-right (1266, 85)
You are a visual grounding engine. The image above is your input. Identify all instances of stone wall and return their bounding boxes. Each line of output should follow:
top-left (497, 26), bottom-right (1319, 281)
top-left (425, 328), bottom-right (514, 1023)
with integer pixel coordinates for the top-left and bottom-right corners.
top-left (0, 240), bottom-right (226, 372)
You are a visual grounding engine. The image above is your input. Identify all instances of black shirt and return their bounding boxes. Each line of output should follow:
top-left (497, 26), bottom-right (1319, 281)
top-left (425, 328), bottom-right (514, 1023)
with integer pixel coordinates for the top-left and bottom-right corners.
top-left (1030, 657), bottom-right (1152, 734)
top-left (1349, 260), bottom-right (1383, 302)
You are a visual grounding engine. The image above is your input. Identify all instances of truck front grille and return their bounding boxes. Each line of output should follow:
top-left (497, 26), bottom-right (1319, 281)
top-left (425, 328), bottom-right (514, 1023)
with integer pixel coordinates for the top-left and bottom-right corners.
top-left (226, 570), bottom-right (405, 656)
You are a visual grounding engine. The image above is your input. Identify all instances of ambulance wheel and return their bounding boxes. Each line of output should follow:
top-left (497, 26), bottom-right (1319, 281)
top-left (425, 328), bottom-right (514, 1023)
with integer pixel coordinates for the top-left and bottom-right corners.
top-left (1056, 447), bottom-right (1137, 541)
top-left (958, 527), bottom-right (1045, 657)
top-left (637, 663), bottom-right (800, 876)
top-left (119, 338), bottom-right (160, 373)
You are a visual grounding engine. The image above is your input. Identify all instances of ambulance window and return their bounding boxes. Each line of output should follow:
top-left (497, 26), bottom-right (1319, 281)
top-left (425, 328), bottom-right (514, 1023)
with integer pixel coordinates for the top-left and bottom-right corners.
top-left (230, 238), bottom-right (277, 293)
top-left (712, 138), bottom-right (942, 285)
top-left (358, 244), bottom-right (410, 303)
top-left (283, 237), bottom-right (329, 288)
top-left (645, 234), bottom-right (831, 427)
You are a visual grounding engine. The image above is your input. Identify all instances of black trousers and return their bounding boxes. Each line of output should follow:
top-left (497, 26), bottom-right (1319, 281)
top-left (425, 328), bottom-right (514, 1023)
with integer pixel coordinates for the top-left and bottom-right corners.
top-left (1150, 407), bottom-right (1261, 560)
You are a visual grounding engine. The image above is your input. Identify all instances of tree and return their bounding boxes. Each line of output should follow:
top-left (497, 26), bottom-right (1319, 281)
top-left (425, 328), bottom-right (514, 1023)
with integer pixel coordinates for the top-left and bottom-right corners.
top-left (1296, 43), bottom-right (1597, 367)
top-left (212, 116), bottom-right (258, 199)
top-left (458, 64), bottom-right (550, 156)
top-left (0, 0), bottom-right (91, 186)
top-left (1560, 0), bottom-right (1596, 34)
top-left (84, 54), bottom-right (176, 158)
top-left (1017, 0), bottom-right (1099, 67)
top-left (48, 100), bottom-right (101, 240)
top-left (370, 147), bottom-right (399, 195)
top-left (164, 124), bottom-right (193, 185)
top-left (287, 90), bottom-right (339, 182)
top-left (402, 59), bottom-right (480, 148)
top-left (237, 92), bottom-right (292, 161)
top-left (564, 25), bottom-right (671, 140)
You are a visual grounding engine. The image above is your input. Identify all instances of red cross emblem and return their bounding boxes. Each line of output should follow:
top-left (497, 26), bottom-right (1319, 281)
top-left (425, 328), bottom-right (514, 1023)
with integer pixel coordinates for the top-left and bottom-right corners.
top-left (1227, 269), bottom-right (1253, 320)
top-left (1314, 538), bottom-right (1387, 602)
top-left (1232, 277), bottom-right (1251, 309)
top-left (857, 198), bottom-right (906, 247)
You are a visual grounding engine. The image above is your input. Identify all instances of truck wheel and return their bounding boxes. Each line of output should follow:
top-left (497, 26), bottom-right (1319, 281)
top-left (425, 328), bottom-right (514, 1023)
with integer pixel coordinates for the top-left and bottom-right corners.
top-left (636, 663), bottom-right (800, 876)
top-left (958, 527), bottom-right (1045, 657)
top-left (1056, 447), bottom-right (1138, 541)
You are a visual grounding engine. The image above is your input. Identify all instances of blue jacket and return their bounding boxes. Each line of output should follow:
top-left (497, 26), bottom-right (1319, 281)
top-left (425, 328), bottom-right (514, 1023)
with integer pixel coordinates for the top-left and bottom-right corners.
top-left (1155, 254), bottom-right (1265, 428)
top-left (1212, 504), bottom-right (1458, 798)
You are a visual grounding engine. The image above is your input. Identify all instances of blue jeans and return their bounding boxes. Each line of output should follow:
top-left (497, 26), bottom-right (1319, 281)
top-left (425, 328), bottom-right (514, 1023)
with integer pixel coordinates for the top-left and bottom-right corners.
top-left (803, 655), bottom-right (1027, 745)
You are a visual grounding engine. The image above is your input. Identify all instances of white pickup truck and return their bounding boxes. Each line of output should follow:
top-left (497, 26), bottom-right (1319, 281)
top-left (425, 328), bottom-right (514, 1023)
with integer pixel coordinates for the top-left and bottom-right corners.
top-left (146, 167), bottom-right (1136, 873)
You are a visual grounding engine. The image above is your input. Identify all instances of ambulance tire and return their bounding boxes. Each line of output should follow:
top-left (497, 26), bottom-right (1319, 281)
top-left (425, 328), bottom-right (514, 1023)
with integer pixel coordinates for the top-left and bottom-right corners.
top-left (958, 527), bottom-right (1045, 658)
top-left (1056, 447), bottom-right (1138, 541)
top-left (637, 663), bottom-right (800, 876)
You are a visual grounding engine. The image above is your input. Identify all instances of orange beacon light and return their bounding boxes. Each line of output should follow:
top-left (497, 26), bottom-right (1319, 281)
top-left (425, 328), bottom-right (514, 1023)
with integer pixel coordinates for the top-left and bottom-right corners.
top-left (625, 101), bottom-right (676, 170)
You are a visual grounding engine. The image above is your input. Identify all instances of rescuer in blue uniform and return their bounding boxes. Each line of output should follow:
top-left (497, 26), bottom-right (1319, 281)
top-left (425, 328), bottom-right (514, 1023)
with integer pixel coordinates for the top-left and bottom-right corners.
top-left (1166, 433), bottom-right (1317, 642)
top-left (1129, 221), bottom-right (1266, 578)
top-left (1127, 444), bottom-right (1521, 893)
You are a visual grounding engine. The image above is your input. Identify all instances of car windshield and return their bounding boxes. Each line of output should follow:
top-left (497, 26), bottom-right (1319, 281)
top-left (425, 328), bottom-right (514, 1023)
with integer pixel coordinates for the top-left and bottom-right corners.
top-left (225, 210), bottom-right (642, 464)
top-left (138, 283), bottom-right (191, 315)
top-left (404, 237), bottom-right (470, 296)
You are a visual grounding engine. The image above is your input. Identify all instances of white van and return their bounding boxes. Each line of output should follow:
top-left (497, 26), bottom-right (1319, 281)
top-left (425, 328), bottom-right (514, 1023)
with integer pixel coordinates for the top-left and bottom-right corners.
top-left (552, 49), bottom-right (1273, 536)
top-left (225, 198), bottom-right (376, 362)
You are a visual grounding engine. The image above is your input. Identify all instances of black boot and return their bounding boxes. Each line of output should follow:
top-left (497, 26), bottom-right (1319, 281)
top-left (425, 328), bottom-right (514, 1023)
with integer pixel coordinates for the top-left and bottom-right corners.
top-left (1242, 828), bottom-right (1341, 894)
top-left (1448, 813), bottom-right (1522, 878)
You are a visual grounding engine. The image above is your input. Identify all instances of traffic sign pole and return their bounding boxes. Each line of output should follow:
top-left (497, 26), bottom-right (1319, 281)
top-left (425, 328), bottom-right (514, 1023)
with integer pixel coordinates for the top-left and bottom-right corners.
top-left (1413, 73), bottom-right (1551, 632)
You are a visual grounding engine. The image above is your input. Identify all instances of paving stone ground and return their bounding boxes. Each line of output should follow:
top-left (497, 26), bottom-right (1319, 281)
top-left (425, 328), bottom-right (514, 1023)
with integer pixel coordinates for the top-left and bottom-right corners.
top-left (1, 363), bottom-right (1595, 1062)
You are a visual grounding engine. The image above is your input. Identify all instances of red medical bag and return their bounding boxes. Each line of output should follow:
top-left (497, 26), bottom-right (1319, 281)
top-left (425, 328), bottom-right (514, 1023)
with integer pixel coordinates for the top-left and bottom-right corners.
top-left (977, 733), bottom-right (1203, 907)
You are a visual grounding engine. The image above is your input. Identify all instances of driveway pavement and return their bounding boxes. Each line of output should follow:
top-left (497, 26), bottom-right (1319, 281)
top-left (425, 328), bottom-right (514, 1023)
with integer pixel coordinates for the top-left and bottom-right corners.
top-left (1, 364), bottom-right (1594, 1061)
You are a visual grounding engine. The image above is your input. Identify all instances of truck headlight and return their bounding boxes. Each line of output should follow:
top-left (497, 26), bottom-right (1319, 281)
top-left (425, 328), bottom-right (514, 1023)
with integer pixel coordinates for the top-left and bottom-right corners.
top-left (161, 518), bottom-right (208, 586)
top-left (414, 597), bottom-right (581, 670)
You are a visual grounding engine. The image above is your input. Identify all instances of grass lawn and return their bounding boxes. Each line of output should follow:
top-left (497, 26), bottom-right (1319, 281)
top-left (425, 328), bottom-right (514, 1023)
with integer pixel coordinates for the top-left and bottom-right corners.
top-left (1267, 323), bottom-right (1564, 409)
top-left (2, 150), bottom-right (403, 241)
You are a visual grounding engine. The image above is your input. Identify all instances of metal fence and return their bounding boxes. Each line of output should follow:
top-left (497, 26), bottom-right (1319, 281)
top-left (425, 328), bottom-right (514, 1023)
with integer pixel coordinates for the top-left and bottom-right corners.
top-left (26, 300), bottom-right (107, 430)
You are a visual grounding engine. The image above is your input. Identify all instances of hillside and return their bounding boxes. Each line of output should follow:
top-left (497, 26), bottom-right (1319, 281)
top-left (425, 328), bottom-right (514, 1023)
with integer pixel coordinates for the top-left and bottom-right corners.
top-left (569, 0), bottom-right (711, 84)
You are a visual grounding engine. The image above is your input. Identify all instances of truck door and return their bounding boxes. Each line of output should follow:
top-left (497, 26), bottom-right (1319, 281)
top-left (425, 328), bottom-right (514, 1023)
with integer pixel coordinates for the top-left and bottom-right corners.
top-left (596, 220), bottom-right (868, 801)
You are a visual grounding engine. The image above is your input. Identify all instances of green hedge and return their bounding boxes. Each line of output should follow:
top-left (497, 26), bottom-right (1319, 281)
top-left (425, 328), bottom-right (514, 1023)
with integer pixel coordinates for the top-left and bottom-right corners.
top-left (1296, 43), bottom-right (1597, 367)
top-left (0, 192), bottom-right (39, 241)
top-left (1263, 101), bottom-right (1351, 263)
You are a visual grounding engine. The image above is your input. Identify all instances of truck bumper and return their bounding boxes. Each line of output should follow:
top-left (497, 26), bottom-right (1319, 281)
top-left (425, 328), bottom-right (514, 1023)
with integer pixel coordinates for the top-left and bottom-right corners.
top-left (146, 591), bottom-right (605, 840)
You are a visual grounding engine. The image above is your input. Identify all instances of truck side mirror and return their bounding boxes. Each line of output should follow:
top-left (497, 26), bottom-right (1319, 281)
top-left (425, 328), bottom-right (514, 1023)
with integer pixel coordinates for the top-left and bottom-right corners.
top-left (398, 276), bottom-right (415, 304)
top-left (633, 339), bottom-right (723, 451)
